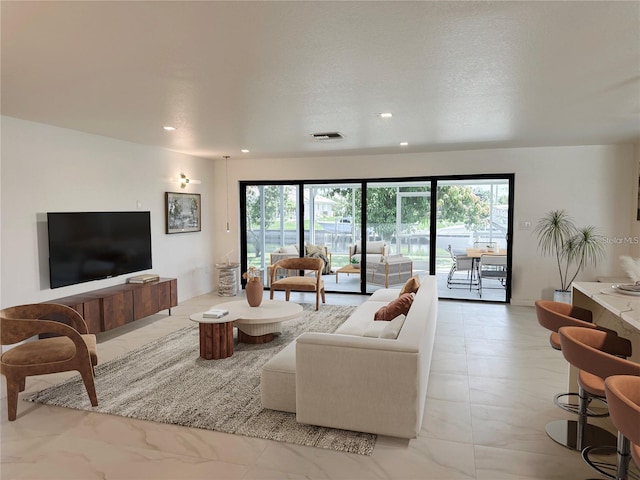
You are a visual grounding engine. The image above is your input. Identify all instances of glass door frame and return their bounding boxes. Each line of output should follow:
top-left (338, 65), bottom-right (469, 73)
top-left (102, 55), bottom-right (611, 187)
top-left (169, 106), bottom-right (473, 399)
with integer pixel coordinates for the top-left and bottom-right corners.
top-left (239, 174), bottom-right (514, 301)
top-left (433, 174), bottom-right (514, 302)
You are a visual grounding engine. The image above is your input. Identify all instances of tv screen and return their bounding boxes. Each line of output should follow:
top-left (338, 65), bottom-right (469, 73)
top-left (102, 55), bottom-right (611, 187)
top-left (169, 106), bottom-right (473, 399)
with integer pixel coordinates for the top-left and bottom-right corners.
top-left (47, 211), bottom-right (152, 289)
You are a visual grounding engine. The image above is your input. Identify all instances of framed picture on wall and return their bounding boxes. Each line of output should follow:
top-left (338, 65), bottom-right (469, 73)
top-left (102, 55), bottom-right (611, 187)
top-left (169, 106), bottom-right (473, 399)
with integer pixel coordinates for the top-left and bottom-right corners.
top-left (166, 192), bottom-right (201, 234)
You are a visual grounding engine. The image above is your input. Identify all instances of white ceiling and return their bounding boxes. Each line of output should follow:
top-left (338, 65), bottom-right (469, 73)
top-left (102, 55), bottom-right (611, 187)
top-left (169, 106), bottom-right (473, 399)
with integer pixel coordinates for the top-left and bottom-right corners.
top-left (2, 1), bottom-right (639, 160)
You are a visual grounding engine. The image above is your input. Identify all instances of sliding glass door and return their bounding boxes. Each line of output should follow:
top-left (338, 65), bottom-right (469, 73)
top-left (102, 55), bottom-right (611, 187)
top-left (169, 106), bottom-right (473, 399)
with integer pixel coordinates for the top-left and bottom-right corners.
top-left (304, 183), bottom-right (361, 293)
top-left (365, 182), bottom-right (431, 293)
top-left (243, 183), bottom-right (300, 285)
top-left (241, 175), bottom-right (512, 302)
top-left (436, 178), bottom-right (511, 301)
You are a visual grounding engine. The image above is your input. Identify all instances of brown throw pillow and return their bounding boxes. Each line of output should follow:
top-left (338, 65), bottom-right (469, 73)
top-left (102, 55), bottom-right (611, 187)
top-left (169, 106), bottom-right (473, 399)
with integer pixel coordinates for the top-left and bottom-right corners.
top-left (374, 293), bottom-right (415, 321)
top-left (399, 275), bottom-right (421, 296)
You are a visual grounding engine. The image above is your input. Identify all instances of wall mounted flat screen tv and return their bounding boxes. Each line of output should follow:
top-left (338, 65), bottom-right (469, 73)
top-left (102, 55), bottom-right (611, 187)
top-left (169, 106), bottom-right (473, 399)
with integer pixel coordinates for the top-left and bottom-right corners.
top-left (47, 211), bottom-right (152, 289)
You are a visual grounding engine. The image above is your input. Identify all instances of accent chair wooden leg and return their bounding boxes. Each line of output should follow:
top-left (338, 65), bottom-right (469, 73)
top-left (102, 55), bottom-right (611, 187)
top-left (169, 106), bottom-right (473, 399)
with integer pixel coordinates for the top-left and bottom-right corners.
top-left (321, 288), bottom-right (326, 303)
top-left (79, 367), bottom-right (99, 407)
top-left (285, 290), bottom-right (290, 301)
top-left (6, 376), bottom-right (20, 421)
top-left (270, 289), bottom-right (274, 300)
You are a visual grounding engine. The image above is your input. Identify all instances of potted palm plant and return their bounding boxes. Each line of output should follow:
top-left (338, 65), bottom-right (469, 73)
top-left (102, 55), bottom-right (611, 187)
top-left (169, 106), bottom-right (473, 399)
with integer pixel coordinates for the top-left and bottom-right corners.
top-left (534, 210), bottom-right (606, 303)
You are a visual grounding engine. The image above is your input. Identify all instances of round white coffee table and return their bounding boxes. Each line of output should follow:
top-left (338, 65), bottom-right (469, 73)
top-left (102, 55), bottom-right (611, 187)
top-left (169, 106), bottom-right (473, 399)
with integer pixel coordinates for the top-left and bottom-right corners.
top-left (218, 299), bottom-right (303, 344)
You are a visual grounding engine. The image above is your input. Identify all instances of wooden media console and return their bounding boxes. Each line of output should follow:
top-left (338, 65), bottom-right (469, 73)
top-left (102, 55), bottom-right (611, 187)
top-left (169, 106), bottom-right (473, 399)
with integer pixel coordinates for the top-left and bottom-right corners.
top-left (44, 277), bottom-right (177, 334)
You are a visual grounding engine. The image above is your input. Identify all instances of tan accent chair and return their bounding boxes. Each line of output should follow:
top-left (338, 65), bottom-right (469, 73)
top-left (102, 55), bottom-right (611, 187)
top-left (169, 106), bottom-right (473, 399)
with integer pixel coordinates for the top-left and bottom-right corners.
top-left (270, 245), bottom-right (332, 272)
top-left (270, 257), bottom-right (326, 310)
top-left (0, 304), bottom-right (98, 421)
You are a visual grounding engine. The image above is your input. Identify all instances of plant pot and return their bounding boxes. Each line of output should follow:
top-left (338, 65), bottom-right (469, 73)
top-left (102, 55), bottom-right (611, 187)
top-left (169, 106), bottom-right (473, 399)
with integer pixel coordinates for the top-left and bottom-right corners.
top-left (553, 289), bottom-right (571, 304)
top-left (246, 280), bottom-right (264, 307)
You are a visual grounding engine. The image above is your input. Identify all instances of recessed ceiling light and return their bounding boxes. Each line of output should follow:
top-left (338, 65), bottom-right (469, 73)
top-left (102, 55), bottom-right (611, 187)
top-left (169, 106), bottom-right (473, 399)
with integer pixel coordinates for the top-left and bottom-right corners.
top-left (241, 149), bottom-right (250, 153)
top-left (379, 112), bottom-right (393, 118)
top-left (163, 126), bottom-right (176, 131)
top-left (400, 142), bottom-right (409, 146)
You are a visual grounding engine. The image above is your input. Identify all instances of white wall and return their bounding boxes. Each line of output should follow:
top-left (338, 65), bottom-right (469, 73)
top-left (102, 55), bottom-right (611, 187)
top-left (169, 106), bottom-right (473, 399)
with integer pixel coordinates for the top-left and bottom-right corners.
top-left (215, 144), bottom-right (638, 306)
top-left (2, 115), bottom-right (636, 308)
top-left (1, 116), bottom-right (217, 307)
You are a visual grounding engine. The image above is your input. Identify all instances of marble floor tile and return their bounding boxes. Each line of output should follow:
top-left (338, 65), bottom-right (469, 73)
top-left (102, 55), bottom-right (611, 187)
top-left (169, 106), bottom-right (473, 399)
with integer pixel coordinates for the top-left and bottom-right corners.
top-left (2, 291), bottom-right (614, 479)
top-left (430, 351), bottom-right (469, 376)
top-left (474, 444), bottom-right (596, 480)
top-left (426, 372), bottom-right (471, 403)
top-left (470, 403), bottom-right (578, 457)
top-left (420, 397), bottom-right (474, 444)
top-left (468, 375), bottom-right (566, 412)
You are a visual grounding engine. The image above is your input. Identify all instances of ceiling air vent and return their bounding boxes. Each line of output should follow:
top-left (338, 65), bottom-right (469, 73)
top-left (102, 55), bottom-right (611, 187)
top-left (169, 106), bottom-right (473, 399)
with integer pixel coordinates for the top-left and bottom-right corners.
top-left (310, 132), bottom-right (344, 141)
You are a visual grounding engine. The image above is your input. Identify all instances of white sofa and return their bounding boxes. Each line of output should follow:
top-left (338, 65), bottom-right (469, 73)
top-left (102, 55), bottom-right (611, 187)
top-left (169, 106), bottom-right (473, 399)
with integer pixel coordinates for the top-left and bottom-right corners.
top-left (260, 276), bottom-right (438, 438)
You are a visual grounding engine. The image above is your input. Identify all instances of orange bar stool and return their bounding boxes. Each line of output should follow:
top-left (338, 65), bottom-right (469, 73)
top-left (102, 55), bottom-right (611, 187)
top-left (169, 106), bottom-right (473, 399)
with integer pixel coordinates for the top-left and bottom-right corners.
top-left (558, 326), bottom-right (640, 476)
top-left (535, 300), bottom-right (622, 450)
top-left (597, 375), bottom-right (640, 480)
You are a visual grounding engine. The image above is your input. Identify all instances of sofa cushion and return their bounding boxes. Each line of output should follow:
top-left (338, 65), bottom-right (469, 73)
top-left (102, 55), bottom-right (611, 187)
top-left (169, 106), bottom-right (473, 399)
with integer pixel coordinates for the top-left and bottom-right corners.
top-left (350, 253), bottom-right (384, 264)
top-left (368, 241), bottom-right (386, 254)
top-left (353, 241), bottom-right (385, 255)
top-left (335, 301), bottom-right (389, 336)
top-left (369, 288), bottom-right (402, 302)
top-left (399, 275), bottom-right (421, 296)
top-left (363, 321), bottom-right (389, 337)
top-left (305, 244), bottom-right (325, 256)
top-left (380, 315), bottom-right (406, 339)
top-left (374, 293), bottom-right (414, 321)
top-left (362, 315), bottom-right (407, 338)
top-left (261, 341), bottom-right (297, 413)
top-left (280, 244), bottom-right (299, 254)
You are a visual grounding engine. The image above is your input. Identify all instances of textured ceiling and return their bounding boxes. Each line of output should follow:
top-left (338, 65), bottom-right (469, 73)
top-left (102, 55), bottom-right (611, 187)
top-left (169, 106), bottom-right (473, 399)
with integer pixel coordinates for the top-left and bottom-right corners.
top-left (2, 1), bottom-right (639, 160)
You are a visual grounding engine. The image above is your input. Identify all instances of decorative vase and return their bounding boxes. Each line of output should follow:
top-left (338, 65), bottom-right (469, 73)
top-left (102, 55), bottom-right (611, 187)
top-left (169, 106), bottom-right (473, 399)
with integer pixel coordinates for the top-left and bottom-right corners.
top-left (246, 280), bottom-right (264, 307)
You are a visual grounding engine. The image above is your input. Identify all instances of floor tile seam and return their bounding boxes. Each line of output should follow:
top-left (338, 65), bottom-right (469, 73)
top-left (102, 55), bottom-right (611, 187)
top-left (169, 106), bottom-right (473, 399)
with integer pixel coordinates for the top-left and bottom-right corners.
top-left (425, 395), bottom-right (472, 406)
top-left (466, 398), bottom-right (558, 413)
top-left (417, 431), bottom-right (475, 448)
top-left (471, 440), bottom-right (587, 462)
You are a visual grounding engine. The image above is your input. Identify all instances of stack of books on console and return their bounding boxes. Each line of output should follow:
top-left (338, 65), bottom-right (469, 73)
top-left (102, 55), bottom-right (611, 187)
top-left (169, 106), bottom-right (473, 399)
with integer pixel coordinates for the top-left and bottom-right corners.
top-left (203, 308), bottom-right (229, 319)
top-left (127, 274), bottom-right (160, 284)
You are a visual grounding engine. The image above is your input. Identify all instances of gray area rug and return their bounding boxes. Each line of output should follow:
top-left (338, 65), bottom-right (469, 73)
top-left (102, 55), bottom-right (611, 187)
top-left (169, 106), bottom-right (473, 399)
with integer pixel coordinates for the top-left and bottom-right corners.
top-left (25, 303), bottom-right (377, 455)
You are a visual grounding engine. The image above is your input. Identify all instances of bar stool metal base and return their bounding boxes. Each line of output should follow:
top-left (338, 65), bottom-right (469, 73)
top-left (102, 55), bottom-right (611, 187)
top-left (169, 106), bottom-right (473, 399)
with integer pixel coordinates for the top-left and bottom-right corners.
top-left (545, 419), bottom-right (617, 451)
top-left (554, 392), bottom-right (609, 417)
top-left (582, 434), bottom-right (640, 480)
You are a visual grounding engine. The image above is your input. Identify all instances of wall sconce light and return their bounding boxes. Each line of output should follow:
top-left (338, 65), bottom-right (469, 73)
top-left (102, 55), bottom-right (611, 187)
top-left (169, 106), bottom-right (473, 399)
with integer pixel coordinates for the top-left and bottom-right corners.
top-left (177, 173), bottom-right (201, 189)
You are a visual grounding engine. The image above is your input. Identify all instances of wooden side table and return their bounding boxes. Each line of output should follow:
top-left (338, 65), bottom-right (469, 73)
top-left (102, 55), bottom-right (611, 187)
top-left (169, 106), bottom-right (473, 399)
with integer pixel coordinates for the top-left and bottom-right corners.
top-left (189, 313), bottom-right (238, 359)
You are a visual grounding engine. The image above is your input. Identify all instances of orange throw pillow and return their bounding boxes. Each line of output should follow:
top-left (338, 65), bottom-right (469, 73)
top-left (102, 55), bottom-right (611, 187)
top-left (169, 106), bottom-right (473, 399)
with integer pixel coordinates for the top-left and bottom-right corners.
top-left (374, 293), bottom-right (415, 321)
top-left (399, 275), bottom-right (420, 296)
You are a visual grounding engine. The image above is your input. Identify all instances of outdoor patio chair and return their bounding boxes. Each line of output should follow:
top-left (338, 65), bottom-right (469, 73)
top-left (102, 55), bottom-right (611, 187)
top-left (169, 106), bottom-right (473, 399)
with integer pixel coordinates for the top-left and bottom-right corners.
top-left (478, 254), bottom-right (507, 298)
top-left (446, 245), bottom-right (478, 290)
